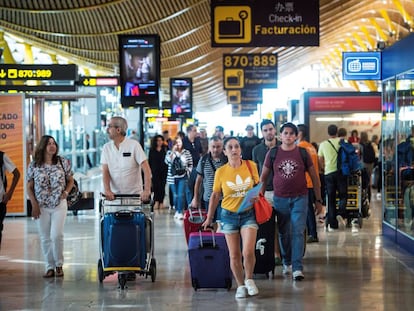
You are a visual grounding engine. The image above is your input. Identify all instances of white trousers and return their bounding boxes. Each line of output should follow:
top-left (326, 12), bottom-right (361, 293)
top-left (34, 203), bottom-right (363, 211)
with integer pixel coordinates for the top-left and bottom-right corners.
top-left (37, 200), bottom-right (67, 271)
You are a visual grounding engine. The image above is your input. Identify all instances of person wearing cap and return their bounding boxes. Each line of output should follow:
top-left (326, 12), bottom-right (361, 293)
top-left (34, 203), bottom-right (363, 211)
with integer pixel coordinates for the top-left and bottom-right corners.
top-left (259, 122), bottom-right (323, 281)
top-left (240, 124), bottom-right (261, 161)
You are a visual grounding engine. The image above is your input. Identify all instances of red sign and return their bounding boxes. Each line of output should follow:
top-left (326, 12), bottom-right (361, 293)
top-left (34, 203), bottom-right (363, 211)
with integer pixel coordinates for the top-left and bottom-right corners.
top-left (309, 96), bottom-right (381, 112)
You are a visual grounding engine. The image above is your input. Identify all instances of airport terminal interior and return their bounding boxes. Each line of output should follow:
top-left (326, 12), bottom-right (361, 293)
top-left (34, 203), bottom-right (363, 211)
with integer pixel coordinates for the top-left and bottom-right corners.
top-left (1, 174), bottom-right (414, 310)
top-left (2, 1), bottom-right (414, 310)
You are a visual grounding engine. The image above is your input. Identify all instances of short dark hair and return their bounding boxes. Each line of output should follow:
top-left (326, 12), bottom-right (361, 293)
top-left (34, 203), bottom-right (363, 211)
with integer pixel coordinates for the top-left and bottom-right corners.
top-left (215, 126), bottom-right (224, 132)
top-left (280, 122), bottom-right (298, 135)
top-left (328, 124), bottom-right (338, 136)
top-left (338, 128), bottom-right (347, 137)
top-left (297, 124), bottom-right (308, 139)
top-left (260, 119), bottom-right (275, 130)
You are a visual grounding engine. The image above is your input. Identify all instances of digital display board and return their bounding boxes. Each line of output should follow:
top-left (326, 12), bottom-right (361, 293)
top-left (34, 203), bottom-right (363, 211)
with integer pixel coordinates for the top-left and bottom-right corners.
top-left (170, 77), bottom-right (193, 118)
top-left (119, 34), bottom-right (160, 107)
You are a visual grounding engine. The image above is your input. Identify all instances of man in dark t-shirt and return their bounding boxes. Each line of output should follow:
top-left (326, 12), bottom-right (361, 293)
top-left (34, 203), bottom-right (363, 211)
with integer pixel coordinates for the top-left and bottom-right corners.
top-left (259, 122), bottom-right (322, 282)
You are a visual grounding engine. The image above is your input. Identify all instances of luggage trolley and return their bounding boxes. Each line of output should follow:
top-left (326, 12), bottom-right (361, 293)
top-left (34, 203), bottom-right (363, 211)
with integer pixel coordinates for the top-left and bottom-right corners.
top-left (97, 194), bottom-right (156, 289)
top-left (343, 170), bottom-right (370, 228)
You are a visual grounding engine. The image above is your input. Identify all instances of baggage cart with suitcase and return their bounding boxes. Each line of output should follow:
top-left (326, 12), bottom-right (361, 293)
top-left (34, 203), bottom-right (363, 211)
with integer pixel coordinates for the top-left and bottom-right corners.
top-left (97, 194), bottom-right (156, 289)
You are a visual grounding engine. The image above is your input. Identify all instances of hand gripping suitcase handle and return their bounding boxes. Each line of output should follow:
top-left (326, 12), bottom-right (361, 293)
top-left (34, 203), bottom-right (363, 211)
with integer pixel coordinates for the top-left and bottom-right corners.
top-left (198, 226), bottom-right (216, 248)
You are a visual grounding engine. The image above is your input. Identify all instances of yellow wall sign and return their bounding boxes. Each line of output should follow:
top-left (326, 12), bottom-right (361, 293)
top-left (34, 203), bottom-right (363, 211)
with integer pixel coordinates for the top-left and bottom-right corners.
top-left (0, 94), bottom-right (25, 215)
top-left (214, 6), bottom-right (252, 44)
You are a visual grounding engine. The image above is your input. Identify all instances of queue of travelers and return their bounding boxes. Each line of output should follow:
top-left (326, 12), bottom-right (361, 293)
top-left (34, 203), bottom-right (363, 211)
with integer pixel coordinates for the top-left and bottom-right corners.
top-left (4, 114), bottom-right (379, 299)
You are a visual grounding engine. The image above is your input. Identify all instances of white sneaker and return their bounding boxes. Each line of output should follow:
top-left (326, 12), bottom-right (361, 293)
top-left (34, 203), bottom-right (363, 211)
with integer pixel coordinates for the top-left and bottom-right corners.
top-left (235, 285), bottom-right (247, 299)
top-left (336, 215), bottom-right (346, 229)
top-left (173, 212), bottom-right (179, 219)
top-left (327, 225), bottom-right (338, 232)
top-left (351, 224), bottom-right (359, 233)
top-left (245, 279), bottom-right (259, 296)
top-left (177, 212), bottom-right (184, 220)
top-left (282, 264), bottom-right (292, 275)
top-left (293, 270), bottom-right (305, 281)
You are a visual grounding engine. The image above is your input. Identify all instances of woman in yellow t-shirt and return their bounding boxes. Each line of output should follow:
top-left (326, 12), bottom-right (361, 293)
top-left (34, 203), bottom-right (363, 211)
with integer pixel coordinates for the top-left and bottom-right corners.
top-left (203, 136), bottom-right (260, 299)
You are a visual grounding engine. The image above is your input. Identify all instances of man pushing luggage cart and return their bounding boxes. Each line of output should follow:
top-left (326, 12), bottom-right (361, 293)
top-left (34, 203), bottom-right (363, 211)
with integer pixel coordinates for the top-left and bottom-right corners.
top-left (98, 116), bottom-right (153, 289)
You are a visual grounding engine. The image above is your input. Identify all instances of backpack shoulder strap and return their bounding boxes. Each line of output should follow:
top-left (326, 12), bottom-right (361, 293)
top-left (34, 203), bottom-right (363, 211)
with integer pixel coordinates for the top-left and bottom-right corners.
top-left (269, 146), bottom-right (278, 174)
top-left (298, 147), bottom-right (308, 170)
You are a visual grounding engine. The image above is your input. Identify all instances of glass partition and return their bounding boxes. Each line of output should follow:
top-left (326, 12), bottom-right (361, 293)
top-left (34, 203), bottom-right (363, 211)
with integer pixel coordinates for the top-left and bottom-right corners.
top-left (382, 71), bottom-right (414, 239)
top-left (395, 70), bottom-right (414, 236)
top-left (382, 79), bottom-right (397, 227)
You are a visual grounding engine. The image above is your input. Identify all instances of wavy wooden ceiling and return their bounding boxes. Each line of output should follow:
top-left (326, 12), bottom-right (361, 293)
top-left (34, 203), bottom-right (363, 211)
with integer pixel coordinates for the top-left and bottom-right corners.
top-left (0, 0), bottom-right (413, 111)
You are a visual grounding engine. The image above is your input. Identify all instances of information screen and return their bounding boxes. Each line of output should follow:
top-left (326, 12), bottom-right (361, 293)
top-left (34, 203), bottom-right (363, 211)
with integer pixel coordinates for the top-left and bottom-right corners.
top-left (170, 78), bottom-right (192, 118)
top-left (119, 34), bottom-right (160, 106)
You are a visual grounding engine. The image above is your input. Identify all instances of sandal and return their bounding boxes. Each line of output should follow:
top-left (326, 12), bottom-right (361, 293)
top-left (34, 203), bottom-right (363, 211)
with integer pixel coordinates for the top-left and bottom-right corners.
top-left (43, 269), bottom-right (55, 278)
top-left (55, 266), bottom-right (64, 277)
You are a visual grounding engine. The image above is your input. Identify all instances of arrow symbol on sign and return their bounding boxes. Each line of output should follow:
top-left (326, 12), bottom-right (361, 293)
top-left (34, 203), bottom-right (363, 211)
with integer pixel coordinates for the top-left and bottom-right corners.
top-left (0, 69), bottom-right (6, 78)
top-left (83, 79), bottom-right (89, 86)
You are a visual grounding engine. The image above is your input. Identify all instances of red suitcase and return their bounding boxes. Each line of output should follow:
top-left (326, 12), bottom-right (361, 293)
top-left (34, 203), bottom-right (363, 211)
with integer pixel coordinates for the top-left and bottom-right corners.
top-left (183, 207), bottom-right (207, 244)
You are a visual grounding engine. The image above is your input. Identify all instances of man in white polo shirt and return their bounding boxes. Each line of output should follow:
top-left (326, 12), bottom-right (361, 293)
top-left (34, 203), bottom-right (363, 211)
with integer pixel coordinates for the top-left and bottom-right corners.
top-left (101, 116), bottom-right (151, 202)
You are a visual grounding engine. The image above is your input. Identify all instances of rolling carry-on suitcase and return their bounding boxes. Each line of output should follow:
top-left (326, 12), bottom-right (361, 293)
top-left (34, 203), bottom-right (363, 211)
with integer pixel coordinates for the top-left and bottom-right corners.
top-left (188, 230), bottom-right (232, 290)
top-left (183, 207), bottom-right (207, 244)
top-left (254, 209), bottom-right (276, 277)
top-left (102, 210), bottom-right (147, 269)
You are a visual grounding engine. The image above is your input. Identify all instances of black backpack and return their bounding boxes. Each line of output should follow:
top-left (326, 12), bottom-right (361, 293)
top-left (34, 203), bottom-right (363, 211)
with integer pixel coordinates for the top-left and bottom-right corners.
top-left (0, 151), bottom-right (6, 191)
top-left (171, 155), bottom-right (187, 176)
top-left (361, 142), bottom-right (376, 164)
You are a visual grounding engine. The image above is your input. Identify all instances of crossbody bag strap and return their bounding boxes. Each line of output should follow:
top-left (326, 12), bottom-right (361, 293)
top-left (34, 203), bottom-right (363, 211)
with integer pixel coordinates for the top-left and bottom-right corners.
top-left (327, 139), bottom-right (338, 153)
top-left (245, 160), bottom-right (258, 184)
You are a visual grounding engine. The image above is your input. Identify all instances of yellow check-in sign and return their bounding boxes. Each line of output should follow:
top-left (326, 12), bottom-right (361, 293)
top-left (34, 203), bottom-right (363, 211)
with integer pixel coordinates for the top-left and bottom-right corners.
top-left (227, 90), bottom-right (241, 104)
top-left (224, 69), bottom-right (244, 89)
top-left (214, 6), bottom-right (251, 44)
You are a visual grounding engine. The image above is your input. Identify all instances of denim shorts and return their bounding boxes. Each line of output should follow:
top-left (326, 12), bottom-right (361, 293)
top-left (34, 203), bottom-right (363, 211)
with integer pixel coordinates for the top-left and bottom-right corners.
top-left (220, 208), bottom-right (258, 234)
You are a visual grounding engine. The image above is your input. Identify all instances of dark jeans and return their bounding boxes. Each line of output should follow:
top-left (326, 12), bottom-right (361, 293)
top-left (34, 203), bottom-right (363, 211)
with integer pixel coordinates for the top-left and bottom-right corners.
top-left (185, 168), bottom-right (198, 206)
top-left (306, 189), bottom-right (317, 238)
top-left (0, 202), bottom-right (6, 246)
top-left (325, 172), bottom-right (348, 228)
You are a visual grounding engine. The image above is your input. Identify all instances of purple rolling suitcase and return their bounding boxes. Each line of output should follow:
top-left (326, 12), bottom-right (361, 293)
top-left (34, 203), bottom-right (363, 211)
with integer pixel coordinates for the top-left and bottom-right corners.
top-left (188, 231), bottom-right (232, 290)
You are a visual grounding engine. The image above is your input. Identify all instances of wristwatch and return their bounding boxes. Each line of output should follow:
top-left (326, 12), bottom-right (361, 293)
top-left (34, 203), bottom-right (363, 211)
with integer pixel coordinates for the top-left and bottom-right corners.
top-left (316, 199), bottom-right (323, 204)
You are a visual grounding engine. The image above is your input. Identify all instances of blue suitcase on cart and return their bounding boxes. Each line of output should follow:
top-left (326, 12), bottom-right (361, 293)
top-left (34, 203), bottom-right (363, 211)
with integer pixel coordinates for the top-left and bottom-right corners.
top-left (188, 231), bottom-right (232, 290)
top-left (102, 210), bottom-right (147, 269)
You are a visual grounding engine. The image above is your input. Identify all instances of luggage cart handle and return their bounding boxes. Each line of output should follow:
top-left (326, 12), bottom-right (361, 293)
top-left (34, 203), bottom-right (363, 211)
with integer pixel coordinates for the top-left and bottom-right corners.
top-left (101, 193), bottom-right (141, 199)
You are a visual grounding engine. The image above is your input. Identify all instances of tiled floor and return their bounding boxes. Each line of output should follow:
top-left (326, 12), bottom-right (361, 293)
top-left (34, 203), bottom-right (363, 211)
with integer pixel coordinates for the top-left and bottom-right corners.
top-left (1, 176), bottom-right (414, 310)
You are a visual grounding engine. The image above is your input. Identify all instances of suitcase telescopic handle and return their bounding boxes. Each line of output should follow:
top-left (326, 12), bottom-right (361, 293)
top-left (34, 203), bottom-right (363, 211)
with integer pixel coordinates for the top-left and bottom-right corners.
top-left (188, 206), bottom-right (203, 219)
top-left (198, 226), bottom-right (215, 248)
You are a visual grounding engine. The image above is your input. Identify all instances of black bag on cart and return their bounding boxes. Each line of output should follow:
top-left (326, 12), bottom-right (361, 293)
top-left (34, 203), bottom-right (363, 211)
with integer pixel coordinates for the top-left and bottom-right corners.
top-left (253, 209), bottom-right (276, 276)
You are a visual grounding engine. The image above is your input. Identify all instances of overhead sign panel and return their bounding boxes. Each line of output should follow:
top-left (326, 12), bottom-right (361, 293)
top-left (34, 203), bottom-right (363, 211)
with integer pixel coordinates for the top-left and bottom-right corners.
top-left (342, 52), bottom-right (381, 80)
top-left (0, 64), bottom-right (77, 81)
top-left (223, 53), bottom-right (277, 90)
top-left (212, 0), bottom-right (319, 47)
